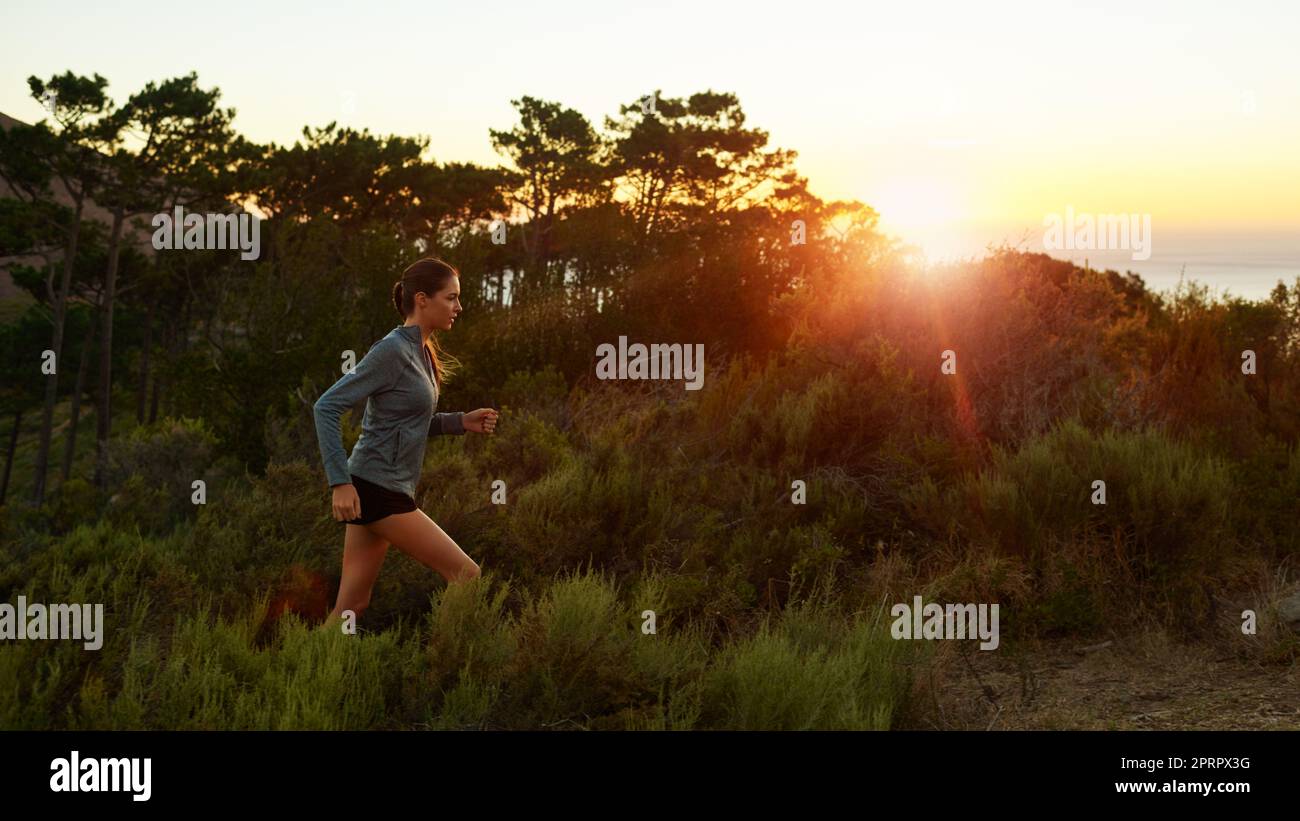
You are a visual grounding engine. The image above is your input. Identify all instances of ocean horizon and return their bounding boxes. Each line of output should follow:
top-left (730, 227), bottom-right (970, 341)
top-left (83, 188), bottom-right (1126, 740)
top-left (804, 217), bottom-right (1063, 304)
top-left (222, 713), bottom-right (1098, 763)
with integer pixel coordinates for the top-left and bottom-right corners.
top-left (910, 228), bottom-right (1300, 302)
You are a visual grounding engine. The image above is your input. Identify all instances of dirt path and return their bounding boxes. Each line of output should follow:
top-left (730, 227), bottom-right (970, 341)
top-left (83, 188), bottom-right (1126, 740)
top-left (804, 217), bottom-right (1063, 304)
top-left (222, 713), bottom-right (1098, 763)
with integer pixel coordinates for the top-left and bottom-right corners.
top-left (903, 630), bottom-right (1300, 730)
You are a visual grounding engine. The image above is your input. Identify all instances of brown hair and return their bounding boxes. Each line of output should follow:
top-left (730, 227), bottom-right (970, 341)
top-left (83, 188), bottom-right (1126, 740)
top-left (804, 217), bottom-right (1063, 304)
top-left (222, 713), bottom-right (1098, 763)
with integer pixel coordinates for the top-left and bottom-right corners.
top-left (392, 257), bottom-right (461, 388)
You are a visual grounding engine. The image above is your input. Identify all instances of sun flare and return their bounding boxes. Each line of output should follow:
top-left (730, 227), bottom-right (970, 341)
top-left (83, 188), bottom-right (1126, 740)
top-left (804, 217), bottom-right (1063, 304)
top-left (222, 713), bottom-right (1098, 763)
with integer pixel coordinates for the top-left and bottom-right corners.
top-left (868, 177), bottom-right (967, 235)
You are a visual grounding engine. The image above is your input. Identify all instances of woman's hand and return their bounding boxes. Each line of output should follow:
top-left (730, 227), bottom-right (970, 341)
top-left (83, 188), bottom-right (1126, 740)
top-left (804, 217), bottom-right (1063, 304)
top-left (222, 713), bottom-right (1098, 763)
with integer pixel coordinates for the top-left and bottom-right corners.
top-left (331, 484), bottom-right (361, 521)
top-left (462, 408), bottom-right (499, 434)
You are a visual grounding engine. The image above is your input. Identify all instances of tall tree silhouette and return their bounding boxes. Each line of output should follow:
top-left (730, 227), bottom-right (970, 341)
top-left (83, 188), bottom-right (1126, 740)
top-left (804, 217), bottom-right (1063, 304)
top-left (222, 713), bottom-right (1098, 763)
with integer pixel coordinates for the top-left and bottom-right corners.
top-left (0, 72), bottom-right (115, 504)
top-left (91, 72), bottom-right (237, 490)
top-left (489, 95), bottom-right (609, 304)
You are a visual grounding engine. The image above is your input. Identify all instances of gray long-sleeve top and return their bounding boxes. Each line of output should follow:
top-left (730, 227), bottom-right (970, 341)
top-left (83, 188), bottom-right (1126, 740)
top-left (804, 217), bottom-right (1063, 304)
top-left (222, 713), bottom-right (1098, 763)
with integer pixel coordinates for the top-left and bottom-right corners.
top-left (313, 323), bottom-right (465, 497)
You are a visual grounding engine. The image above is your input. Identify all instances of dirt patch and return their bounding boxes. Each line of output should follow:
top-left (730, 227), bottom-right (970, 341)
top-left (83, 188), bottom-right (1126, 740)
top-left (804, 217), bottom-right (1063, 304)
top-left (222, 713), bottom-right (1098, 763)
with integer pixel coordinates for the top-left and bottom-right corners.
top-left (900, 629), bottom-right (1300, 730)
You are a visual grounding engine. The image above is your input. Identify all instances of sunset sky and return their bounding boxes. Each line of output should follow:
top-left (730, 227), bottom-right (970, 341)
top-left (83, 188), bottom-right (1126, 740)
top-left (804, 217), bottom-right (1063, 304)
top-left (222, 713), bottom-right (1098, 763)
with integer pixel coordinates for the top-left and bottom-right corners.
top-left (3, 0), bottom-right (1297, 295)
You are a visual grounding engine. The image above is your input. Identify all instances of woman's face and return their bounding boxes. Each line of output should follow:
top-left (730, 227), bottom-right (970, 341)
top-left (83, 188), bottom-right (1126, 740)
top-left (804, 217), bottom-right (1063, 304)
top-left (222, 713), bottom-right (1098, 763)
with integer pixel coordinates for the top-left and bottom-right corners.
top-left (416, 276), bottom-right (462, 331)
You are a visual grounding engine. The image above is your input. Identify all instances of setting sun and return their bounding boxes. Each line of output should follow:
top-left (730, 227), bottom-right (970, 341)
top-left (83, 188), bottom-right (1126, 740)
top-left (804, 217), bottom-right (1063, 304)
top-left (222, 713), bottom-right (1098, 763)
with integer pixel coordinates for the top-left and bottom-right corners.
top-left (869, 177), bottom-right (968, 236)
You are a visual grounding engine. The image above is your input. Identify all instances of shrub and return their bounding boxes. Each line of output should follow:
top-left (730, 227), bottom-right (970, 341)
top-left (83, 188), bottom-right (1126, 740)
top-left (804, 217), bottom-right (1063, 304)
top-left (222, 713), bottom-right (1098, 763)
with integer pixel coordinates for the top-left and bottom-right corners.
top-left (103, 416), bottom-right (230, 536)
top-left (696, 593), bottom-right (914, 730)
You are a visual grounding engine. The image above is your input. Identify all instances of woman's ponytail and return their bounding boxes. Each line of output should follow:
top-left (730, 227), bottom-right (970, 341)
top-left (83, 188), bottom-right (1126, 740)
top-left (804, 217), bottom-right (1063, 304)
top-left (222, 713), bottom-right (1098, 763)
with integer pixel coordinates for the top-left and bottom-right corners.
top-left (391, 280), bottom-right (404, 316)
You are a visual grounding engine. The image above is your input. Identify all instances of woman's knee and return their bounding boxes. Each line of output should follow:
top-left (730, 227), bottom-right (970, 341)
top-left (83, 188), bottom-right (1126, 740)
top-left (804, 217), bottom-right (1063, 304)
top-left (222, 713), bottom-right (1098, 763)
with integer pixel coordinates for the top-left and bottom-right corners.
top-left (449, 561), bottom-right (480, 583)
top-left (335, 594), bottom-right (371, 615)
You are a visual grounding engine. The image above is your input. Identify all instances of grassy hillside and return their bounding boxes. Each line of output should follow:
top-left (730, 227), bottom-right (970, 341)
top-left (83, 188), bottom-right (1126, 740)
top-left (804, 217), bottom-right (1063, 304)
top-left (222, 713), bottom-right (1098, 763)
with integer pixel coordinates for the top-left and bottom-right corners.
top-left (3, 252), bottom-right (1299, 729)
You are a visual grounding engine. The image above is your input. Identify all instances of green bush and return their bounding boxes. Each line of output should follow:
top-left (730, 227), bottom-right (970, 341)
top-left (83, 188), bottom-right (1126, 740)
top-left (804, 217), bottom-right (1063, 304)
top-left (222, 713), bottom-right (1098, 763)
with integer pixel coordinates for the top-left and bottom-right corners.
top-left (961, 418), bottom-right (1233, 624)
top-left (103, 416), bottom-right (234, 536)
top-left (697, 593), bottom-right (914, 730)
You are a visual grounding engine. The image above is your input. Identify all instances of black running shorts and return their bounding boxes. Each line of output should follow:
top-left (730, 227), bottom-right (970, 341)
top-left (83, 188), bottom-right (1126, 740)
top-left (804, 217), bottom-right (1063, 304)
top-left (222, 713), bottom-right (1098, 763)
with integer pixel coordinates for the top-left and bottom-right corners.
top-left (342, 473), bottom-right (416, 525)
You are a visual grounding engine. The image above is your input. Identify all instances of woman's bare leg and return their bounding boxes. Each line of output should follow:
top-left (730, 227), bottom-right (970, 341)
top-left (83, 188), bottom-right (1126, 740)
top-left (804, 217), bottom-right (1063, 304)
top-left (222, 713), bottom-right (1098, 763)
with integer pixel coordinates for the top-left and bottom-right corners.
top-left (364, 509), bottom-right (480, 584)
top-left (323, 523), bottom-right (391, 629)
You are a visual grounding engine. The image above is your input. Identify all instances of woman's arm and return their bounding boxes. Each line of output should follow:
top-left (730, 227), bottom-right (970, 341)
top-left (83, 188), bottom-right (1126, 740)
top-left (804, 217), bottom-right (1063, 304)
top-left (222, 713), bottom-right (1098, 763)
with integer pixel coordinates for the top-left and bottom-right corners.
top-left (429, 411), bottom-right (466, 437)
top-left (439, 410), bottom-right (493, 436)
top-left (313, 338), bottom-right (399, 487)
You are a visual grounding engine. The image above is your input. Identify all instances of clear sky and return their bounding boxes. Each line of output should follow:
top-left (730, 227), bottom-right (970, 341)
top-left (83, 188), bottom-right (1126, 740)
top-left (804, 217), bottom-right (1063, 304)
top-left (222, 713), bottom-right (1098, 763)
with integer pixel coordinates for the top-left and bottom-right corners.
top-left (3, 0), bottom-right (1298, 293)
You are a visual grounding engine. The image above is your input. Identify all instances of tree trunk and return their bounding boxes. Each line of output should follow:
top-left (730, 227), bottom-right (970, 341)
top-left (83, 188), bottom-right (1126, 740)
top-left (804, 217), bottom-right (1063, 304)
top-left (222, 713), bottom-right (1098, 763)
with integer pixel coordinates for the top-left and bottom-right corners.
top-left (94, 211), bottom-right (126, 491)
top-left (61, 309), bottom-right (99, 484)
top-left (136, 298), bottom-right (155, 424)
top-left (31, 199), bottom-right (84, 505)
top-left (1, 409), bottom-right (23, 506)
top-left (149, 361), bottom-right (162, 423)
top-left (149, 319), bottom-right (171, 424)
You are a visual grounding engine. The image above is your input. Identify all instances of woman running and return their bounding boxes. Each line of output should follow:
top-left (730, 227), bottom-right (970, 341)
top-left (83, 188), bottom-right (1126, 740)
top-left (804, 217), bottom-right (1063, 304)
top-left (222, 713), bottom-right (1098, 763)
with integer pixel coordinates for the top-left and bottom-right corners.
top-left (313, 257), bottom-right (499, 630)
